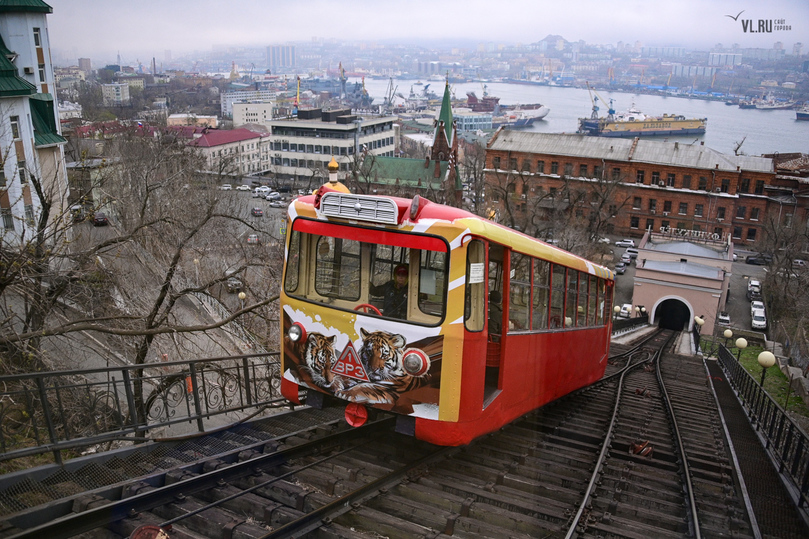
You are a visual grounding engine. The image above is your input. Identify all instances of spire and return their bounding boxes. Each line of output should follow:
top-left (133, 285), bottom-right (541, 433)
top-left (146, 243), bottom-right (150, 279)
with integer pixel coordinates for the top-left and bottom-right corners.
top-left (435, 76), bottom-right (453, 146)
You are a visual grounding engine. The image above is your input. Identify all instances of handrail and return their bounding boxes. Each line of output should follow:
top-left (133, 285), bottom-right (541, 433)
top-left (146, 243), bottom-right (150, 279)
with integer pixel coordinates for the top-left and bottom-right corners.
top-left (0, 353), bottom-right (285, 465)
top-left (716, 344), bottom-right (809, 512)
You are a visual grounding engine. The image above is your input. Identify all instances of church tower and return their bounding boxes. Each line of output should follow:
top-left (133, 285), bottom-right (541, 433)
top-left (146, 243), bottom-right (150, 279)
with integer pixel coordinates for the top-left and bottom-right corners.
top-left (431, 78), bottom-right (461, 198)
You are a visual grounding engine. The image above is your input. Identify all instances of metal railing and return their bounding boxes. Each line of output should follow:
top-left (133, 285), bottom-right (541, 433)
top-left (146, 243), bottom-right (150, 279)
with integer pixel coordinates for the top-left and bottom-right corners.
top-left (612, 314), bottom-right (649, 335)
top-left (0, 353), bottom-right (284, 465)
top-left (716, 344), bottom-right (809, 511)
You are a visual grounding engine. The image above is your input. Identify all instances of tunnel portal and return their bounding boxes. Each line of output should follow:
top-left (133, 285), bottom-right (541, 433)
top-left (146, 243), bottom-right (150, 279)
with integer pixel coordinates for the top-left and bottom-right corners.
top-left (655, 298), bottom-right (692, 330)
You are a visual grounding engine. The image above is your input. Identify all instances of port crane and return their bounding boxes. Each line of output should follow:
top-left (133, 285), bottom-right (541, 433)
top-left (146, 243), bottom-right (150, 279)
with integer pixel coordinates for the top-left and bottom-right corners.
top-left (585, 82), bottom-right (615, 121)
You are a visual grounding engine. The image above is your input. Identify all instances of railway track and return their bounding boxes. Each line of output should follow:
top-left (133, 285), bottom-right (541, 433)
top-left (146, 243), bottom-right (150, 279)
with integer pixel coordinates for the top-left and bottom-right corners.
top-left (0, 331), bottom-right (768, 537)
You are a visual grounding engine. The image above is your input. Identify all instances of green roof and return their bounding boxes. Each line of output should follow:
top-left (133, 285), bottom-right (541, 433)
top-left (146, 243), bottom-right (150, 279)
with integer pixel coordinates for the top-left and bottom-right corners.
top-left (30, 93), bottom-right (66, 146)
top-left (0, 34), bottom-right (35, 96)
top-left (0, 1), bottom-right (52, 13)
top-left (436, 80), bottom-right (453, 145)
top-left (364, 156), bottom-right (448, 189)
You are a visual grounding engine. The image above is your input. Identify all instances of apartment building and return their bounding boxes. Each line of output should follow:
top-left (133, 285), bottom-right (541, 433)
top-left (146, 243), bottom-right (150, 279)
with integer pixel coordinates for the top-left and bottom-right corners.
top-left (232, 102), bottom-right (276, 126)
top-left (0, 0), bottom-right (68, 243)
top-left (484, 131), bottom-right (778, 245)
top-left (265, 109), bottom-right (396, 179)
top-left (101, 83), bottom-right (130, 106)
top-left (189, 128), bottom-right (269, 176)
top-left (221, 89), bottom-right (276, 118)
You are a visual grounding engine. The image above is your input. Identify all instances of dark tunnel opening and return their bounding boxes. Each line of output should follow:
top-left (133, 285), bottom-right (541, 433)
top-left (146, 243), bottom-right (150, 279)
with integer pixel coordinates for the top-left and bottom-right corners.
top-left (655, 299), bottom-right (692, 330)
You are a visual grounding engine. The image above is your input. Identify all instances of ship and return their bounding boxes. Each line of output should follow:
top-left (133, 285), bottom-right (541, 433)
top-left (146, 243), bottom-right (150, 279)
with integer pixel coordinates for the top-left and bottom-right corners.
top-left (577, 89), bottom-right (706, 138)
top-left (493, 105), bottom-right (550, 128)
top-left (754, 94), bottom-right (796, 110)
top-left (797, 106), bottom-right (809, 121)
top-left (466, 85), bottom-right (500, 112)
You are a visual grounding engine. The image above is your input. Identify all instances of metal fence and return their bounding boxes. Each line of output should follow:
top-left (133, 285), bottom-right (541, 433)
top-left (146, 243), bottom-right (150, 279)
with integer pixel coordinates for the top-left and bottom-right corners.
top-left (612, 314), bottom-right (649, 335)
top-left (0, 353), bottom-right (284, 465)
top-left (716, 344), bottom-right (809, 511)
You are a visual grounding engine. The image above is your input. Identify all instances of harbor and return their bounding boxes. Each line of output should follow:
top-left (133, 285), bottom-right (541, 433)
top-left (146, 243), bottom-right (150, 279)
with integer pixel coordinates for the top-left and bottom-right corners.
top-left (357, 79), bottom-right (809, 157)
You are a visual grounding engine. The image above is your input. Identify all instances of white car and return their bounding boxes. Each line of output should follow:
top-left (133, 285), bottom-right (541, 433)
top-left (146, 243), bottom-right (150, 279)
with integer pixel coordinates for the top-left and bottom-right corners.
top-left (614, 239), bottom-right (635, 248)
top-left (266, 191), bottom-right (281, 201)
top-left (218, 184), bottom-right (232, 191)
top-left (597, 237), bottom-right (611, 244)
top-left (717, 312), bottom-right (731, 326)
top-left (253, 186), bottom-right (270, 197)
top-left (618, 303), bottom-right (633, 319)
top-left (235, 184), bottom-right (250, 191)
top-left (751, 309), bottom-right (767, 330)
top-left (750, 300), bottom-right (764, 316)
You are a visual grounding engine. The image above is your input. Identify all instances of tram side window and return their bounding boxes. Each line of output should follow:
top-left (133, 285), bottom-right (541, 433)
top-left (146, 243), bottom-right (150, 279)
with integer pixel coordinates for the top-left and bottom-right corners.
top-left (576, 271), bottom-right (588, 327)
top-left (566, 270), bottom-right (578, 328)
top-left (588, 275), bottom-right (598, 326)
top-left (284, 229), bottom-right (301, 294)
top-left (550, 264), bottom-right (566, 328)
top-left (509, 252), bottom-right (531, 331)
top-left (464, 240), bottom-right (485, 332)
top-left (315, 237), bottom-right (361, 300)
top-left (532, 259), bottom-right (550, 330)
top-left (418, 250), bottom-right (447, 316)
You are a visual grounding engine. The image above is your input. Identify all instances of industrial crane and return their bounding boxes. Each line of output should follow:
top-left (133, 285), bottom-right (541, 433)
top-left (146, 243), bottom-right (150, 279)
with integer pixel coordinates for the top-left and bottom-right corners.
top-left (585, 81), bottom-right (615, 121)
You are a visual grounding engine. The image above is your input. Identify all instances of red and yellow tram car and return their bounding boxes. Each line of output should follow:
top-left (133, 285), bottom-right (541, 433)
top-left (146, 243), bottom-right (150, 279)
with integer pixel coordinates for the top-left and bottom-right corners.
top-left (280, 185), bottom-right (614, 446)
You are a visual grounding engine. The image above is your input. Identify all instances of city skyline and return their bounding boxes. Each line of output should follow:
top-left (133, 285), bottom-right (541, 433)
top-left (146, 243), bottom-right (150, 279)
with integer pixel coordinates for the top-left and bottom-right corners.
top-left (46, 0), bottom-right (809, 66)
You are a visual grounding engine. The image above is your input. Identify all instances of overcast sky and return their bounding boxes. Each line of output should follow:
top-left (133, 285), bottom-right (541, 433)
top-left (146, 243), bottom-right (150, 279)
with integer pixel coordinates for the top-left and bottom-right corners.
top-left (45, 0), bottom-right (809, 65)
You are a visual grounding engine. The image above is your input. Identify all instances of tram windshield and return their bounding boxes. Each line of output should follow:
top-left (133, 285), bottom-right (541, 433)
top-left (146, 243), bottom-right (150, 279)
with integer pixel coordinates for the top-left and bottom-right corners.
top-left (284, 220), bottom-right (449, 324)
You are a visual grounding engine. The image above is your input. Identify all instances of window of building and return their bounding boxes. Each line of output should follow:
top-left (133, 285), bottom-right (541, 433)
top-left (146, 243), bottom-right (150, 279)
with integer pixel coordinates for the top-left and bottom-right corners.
top-left (714, 227), bottom-right (723, 236)
top-left (651, 171), bottom-right (660, 184)
top-left (564, 163), bottom-right (573, 176)
top-left (698, 177), bottom-right (707, 190)
top-left (785, 213), bottom-right (794, 228)
top-left (492, 156), bottom-right (500, 169)
top-left (750, 207), bottom-right (760, 220)
top-left (38, 64), bottom-right (45, 82)
top-left (717, 207), bottom-right (726, 219)
top-left (636, 170), bottom-right (645, 184)
top-left (692, 224), bottom-right (701, 232)
top-left (630, 216), bottom-right (639, 229)
top-left (33, 28), bottom-right (41, 47)
top-left (551, 161), bottom-right (559, 174)
top-left (648, 199), bottom-right (657, 212)
top-left (694, 204), bottom-right (703, 217)
top-left (17, 161), bottom-right (26, 183)
top-left (733, 226), bottom-right (742, 239)
top-left (10, 116), bottom-right (20, 140)
top-left (646, 218), bottom-right (654, 230)
top-left (24, 204), bottom-right (33, 225)
top-left (522, 160), bottom-right (531, 173)
top-left (721, 178), bottom-right (730, 193)
top-left (536, 160), bottom-right (545, 173)
top-left (0, 167), bottom-right (5, 187)
top-left (677, 222), bottom-right (687, 230)
top-left (1, 207), bottom-right (13, 230)
top-left (593, 165), bottom-right (602, 178)
top-left (509, 157), bottom-right (517, 170)
top-left (664, 173), bottom-right (674, 187)
top-left (754, 180), bottom-right (764, 194)
top-left (663, 200), bottom-right (672, 213)
top-left (612, 167), bottom-right (620, 180)
top-left (608, 204), bottom-right (617, 216)
top-left (747, 228), bottom-right (757, 241)
top-left (736, 206), bottom-right (746, 219)
top-left (682, 175), bottom-right (692, 189)
top-left (633, 197), bottom-right (641, 209)
top-left (740, 178), bottom-right (750, 193)
top-left (661, 220), bottom-right (670, 229)
top-left (579, 164), bottom-right (587, 177)
top-left (678, 202), bottom-right (687, 214)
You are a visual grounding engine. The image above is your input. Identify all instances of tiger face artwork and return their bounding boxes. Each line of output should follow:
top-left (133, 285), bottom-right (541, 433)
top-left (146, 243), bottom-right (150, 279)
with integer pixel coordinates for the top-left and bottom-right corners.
top-left (301, 333), bottom-right (337, 388)
top-left (359, 328), bottom-right (406, 382)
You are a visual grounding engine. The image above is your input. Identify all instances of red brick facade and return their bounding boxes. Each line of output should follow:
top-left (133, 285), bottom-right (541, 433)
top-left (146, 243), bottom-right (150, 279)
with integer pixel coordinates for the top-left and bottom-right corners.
top-left (482, 132), bottom-right (799, 246)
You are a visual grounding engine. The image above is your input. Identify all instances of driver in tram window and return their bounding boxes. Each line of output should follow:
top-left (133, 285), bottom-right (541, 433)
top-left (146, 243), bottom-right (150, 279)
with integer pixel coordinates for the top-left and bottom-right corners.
top-left (369, 263), bottom-right (409, 318)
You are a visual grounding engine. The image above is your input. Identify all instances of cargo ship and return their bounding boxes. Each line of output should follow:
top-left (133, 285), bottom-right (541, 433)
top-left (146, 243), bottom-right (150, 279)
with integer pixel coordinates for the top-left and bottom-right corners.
top-left (578, 100), bottom-right (706, 137)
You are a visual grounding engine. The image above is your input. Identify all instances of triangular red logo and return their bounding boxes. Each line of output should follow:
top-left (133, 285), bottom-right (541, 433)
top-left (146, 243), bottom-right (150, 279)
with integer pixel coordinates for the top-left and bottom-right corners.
top-left (331, 341), bottom-right (370, 382)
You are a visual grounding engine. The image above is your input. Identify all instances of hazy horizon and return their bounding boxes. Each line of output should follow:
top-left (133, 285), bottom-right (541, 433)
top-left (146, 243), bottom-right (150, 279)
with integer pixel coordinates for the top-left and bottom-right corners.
top-left (46, 0), bottom-right (809, 67)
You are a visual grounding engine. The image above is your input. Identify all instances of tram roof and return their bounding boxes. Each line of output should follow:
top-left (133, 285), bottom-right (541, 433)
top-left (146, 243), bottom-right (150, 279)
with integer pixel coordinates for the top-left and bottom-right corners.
top-left (487, 131), bottom-right (774, 174)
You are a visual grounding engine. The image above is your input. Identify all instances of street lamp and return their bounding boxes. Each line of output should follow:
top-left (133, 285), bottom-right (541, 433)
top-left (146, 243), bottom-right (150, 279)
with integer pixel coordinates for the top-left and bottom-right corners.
top-left (193, 258), bottom-right (200, 286)
top-left (735, 338), bottom-right (747, 361)
top-left (694, 315), bottom-right (704, 333)
top-left (723, 328), bottom-right (733, 347)
top-left (238, 291), bottom-right (246, 310)
top-left (757, 350), bottom-right (776, 387)
top-left (635, 306), bottom-right (640, 317)
top-left (613, 305), bottom-right (621, 319)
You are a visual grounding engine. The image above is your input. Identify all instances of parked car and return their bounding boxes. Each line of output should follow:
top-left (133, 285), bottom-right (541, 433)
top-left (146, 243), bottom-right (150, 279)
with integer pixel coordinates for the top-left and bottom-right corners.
top-left (793, 259), bottom-right (806, 268)
top-left (751, 309), bottom-right (767, 330)
top-left (717, 312), bottom-right (731, 326)
top-left (617, 303), bottom-right (633, 319)
top-left (250, 207), bottom-right (264, 217)
top-left (597, 237), bottom-right (611, 244)
top-left (625, 248), bottom-right (639, 259)
top-left (620, 253), bottom-right (632, 264)
top-left (615, 239), bottom-right (635, 248)
top-left (269, 200), bottom-right (285, 208)
top-left (226, 277), bottom-right (243, 293)
top-left (266, 191), bottom-right (281, 201)
top-left (219, 184), bottom-right (232, 191)
top-left (253, 186), bottom-right (270, 197)
top-left (235, 184), bottom-right (251, 191)
top-left (747, 279), bottom-right (761, 292)
top-left (92, 212), bottom-right (109, 226)
top-left (750, 300), bottom-right (765, 316)
top-left (747, 288), bottom-right (762, 301)
top-left (745, 253), bottom-right (772, 265)
top-left (614, 262), bottom-right (626, 274)
top-left (246, 234), bottom-right (259, 244)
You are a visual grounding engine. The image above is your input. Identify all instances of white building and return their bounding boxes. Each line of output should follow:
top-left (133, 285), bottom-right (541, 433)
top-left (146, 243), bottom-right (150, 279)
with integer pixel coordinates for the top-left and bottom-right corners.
top-left (102, 83), bottom-right (130, 106)
top-left (0, 0), bottom-right (68, 244)
top-left (221, 89), bottom-right (276, 118)
top-left (189, 128), bottom-right (270, 176)
top-left (232, 101), bottom-right (276, 126)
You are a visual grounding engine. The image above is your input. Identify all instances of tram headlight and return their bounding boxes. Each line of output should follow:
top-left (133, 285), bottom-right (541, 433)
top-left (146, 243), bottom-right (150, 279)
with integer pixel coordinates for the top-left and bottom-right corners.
top-left (402, 348), bottom-right (430, 377)
top-left (287, 322), bottom-right (306, 343)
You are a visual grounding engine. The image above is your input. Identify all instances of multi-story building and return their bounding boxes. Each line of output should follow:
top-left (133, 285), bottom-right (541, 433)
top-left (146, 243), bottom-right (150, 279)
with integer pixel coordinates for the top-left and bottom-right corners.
top-left (0, 0), bottom-right (68, 243)
top-left (189, 128), bottom-right (269, 177)
top-left (221, 89), bottom-right (276, 118)
top-left (232, 102), bottom-right (276, 126)
top-left (484, 131), bottom-right (778, 246)
top-left (267, 45), bottom-right (295, 71)
top-left (265, 109), bottom-right (396, 179)
top-left (78, 57), bottom-right (91, 73)
top-left (101, 83), bottom-right (130, 106)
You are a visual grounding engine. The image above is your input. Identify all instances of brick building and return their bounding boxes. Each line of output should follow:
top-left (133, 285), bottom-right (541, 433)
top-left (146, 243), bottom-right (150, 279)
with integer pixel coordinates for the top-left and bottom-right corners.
top-left (483, 131), bottom-right (791, 246)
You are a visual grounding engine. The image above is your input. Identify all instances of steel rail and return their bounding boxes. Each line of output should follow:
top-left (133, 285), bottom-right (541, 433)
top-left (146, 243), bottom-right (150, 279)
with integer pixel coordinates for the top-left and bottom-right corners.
top-left (4, 416), bottom-right (396, 539)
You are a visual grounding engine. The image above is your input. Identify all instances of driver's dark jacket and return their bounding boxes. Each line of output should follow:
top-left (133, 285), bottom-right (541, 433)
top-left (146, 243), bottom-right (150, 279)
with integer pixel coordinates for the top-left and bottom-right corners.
top-left (369, 280), bottom-right (407, 318)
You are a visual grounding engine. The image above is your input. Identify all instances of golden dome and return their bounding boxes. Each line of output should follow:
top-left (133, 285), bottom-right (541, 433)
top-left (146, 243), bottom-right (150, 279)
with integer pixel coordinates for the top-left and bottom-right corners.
top-left (327, 156), bottom-right (339, 172)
